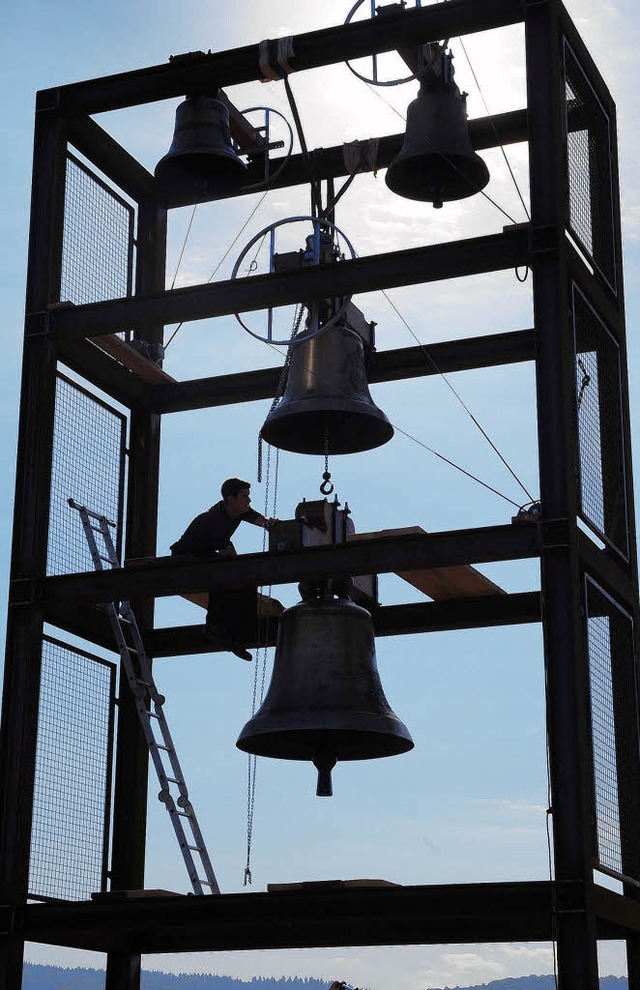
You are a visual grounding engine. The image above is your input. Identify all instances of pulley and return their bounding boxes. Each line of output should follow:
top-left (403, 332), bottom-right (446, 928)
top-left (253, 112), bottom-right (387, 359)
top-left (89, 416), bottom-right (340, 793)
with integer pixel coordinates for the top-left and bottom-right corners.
top-left (155, 95), bottom-right (247, 198)
top-left (236, 591), bottom-right (414, 796)
top-left (260, 319), bottom-right (394, 455)
top-left (385, 57), bottom-right (490, 206)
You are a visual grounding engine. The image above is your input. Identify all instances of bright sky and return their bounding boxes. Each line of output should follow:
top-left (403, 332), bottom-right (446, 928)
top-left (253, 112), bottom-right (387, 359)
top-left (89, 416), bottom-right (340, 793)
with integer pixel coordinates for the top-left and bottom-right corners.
top-left (2, 1), bottom-right (640, 989)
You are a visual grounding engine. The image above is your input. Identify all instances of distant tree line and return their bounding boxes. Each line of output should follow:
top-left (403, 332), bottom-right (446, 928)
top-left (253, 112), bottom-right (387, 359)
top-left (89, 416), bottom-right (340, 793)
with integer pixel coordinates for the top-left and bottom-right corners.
top-left (23, 966), bottom-right (333, 990)
top-left (22, 965), bottom-right (630, 990)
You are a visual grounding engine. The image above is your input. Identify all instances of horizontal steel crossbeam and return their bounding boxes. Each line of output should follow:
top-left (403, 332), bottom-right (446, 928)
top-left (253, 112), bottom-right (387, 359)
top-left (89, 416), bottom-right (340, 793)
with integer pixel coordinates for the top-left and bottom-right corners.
top-left (18, 880), bottom-right (640, 954)
top-left (46, 228), bottom-right (535, 341)
top-left (34, 524), bottom-right (541, 607)
top-left (38, 0), bottom-right (525, 115)
top-left (152, 328), bottom-right (536, 413)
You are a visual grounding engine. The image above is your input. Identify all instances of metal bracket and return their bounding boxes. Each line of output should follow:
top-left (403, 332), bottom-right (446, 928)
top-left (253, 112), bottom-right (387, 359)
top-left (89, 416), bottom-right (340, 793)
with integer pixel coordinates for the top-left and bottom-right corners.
top-left (9, 577), bottom-right (40, 608)
top-left (0, 905), bottom-right (16, 936)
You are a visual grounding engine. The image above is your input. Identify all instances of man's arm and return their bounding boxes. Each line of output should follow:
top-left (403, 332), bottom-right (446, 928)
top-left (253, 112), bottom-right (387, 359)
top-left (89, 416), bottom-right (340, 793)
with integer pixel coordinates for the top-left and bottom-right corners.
top-left (244, 508), bottom-right (276, 530)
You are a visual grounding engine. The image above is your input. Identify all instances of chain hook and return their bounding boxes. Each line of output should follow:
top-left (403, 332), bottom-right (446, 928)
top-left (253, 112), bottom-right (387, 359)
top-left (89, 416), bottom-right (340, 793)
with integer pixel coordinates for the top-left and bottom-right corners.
top-left (320, 470), bottom-right (334, 496)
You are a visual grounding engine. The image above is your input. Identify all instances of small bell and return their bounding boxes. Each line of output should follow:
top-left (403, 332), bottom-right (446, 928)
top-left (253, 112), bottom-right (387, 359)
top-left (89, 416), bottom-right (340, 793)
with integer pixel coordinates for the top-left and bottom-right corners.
top-left (155, 95), bottom-right (247, 199)
top-left (386, 72), bottom-right (489, 206)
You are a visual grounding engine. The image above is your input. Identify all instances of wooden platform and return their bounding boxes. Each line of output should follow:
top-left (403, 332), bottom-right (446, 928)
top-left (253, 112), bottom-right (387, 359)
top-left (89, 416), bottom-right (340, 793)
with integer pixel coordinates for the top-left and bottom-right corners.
top-left (93, 334), bottom-right (175, 384)
top-left (348, 526), bottom-right (505, 599)
top-left (182, 589), bottom-right (284, 617)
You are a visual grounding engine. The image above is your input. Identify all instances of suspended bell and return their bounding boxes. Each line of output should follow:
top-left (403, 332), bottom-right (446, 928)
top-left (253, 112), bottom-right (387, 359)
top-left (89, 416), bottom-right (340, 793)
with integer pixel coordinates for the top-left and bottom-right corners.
top-left (155, 96), bottom-right (247, 199)
top-left (260, 320), bottom-right (394, 455)
top-left (236, 593), bottom-right (414, 796)
top-left (385, 82), bottom-right (490, 207)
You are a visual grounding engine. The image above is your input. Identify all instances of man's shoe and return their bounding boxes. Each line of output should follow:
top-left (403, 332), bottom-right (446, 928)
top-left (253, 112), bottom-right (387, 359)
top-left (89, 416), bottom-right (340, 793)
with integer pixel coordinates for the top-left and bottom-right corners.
top-left (230, 644), bottom-right (252, 662)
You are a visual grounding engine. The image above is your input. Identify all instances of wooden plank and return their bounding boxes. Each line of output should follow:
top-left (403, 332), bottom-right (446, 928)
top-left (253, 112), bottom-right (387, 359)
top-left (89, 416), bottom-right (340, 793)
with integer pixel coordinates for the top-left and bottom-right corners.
top-left (348, 527), bottom-right (505, 599)
top-left (182, 590), bottom-right (284, 617)
top-left (93, 335), bottom-right (176, 384)
top-left (124, 557), bottom-right (284, 616)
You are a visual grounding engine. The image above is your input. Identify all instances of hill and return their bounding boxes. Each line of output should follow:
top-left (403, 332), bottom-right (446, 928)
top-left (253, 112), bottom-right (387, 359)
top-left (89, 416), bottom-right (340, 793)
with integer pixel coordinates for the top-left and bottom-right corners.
top-left (21, 966), bottom-right (630, 990)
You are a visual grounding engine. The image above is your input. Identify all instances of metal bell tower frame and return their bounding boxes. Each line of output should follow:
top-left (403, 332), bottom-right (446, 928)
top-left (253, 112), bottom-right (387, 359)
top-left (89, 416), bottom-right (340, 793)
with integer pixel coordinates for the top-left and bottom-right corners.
top-left (1, 2), bottom-right (640, 989)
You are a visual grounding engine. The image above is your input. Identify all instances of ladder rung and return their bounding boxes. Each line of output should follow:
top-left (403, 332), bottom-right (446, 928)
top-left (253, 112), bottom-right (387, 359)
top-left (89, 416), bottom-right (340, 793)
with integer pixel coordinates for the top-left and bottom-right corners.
top-left (71, 499), bottom-right (218, 898)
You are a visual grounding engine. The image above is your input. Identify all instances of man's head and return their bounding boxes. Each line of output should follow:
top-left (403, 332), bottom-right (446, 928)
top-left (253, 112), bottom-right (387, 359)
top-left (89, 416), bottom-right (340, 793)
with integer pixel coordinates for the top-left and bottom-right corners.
top-left (221, 477), bottom-right (252, 518)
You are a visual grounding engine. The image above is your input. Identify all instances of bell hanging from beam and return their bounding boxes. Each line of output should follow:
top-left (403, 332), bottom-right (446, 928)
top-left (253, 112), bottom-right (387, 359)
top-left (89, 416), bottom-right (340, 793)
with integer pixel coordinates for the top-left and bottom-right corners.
top-left (236, 589), bottom-right (414, 797)
top-left (155, 95), bottom-right (247, 199)
top-left (260, 318), bottom-right (394, 455)
top-left (385, 48), bottom-right (489, 207)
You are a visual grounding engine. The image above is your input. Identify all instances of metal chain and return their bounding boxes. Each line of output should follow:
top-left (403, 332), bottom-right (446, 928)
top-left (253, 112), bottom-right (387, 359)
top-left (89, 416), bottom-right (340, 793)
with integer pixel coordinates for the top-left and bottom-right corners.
top-left (245, 445), bottom-right (280, 885)
top-left (257, 304), bottom-right (305, 482)
top-left (320, 417), bottom-right (334, 495)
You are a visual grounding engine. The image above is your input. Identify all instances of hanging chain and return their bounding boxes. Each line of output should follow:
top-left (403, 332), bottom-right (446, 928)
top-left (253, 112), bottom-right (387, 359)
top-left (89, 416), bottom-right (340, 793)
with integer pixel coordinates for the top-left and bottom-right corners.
top-left (245, 446), bottom-right (280, 885)
top-left (320, 417), bottom-right (334, 495)
top-left (258, 303), bottom-right (306, 481)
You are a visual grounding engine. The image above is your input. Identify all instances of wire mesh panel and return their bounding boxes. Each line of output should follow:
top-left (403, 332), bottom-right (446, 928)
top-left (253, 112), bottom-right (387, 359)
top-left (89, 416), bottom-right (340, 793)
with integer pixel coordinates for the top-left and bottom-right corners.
top-left (47, 373), bottom-right (127, 575)
top-left (564, 40), bottom-right (616, 292)
top-left (60, 153), bottom-right (134, 305)
top-left (585, 578), bottom-right (640, 882)
top-left (29, 637), bottom-right (116, 901)
top-left (573, 285), bottom-right (628, 559)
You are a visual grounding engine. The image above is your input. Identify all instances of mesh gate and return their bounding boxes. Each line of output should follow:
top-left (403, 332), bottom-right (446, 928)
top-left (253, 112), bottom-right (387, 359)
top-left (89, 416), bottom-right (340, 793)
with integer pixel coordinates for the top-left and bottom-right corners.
top-left (47, 373), bottom-right (127, 576)
top-left (564, 40), bottom-right (616, 292)
top-left (573, 284), bottom-right (628, 559)
top-left (61, 153), bottom-right (134, 306)
top-left (585, 577), bottom-right (640, 883)
top-left (29, 637), bottom-right (116, 901)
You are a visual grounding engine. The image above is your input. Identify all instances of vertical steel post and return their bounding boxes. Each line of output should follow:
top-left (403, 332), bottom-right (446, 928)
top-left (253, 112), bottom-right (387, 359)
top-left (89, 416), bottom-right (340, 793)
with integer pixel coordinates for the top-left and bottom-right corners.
top-left (105, 196), bottom-right (167, 990)
top-left (525, 1), bottom-right (600, 986)
top-left (606, 66), bottom-right (640, 990)
top-left (0, 104), bottom-right (68, 989)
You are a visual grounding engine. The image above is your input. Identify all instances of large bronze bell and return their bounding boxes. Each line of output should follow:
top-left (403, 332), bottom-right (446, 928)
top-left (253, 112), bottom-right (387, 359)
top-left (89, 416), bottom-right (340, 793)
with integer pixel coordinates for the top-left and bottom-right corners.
top-left (260, 320), bottom-right (394, 455)
top-left (155, 96), bottom-right (247, 199)
top-left (236, 593), bottom-right (414, 796)
top-left (385, 84), bottom-right (490, 207)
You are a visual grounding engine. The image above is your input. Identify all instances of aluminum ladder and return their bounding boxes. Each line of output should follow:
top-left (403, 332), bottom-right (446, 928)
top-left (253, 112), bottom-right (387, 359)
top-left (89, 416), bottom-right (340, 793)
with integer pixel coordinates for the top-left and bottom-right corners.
top-left (69, 498), bottom-right (220, 895)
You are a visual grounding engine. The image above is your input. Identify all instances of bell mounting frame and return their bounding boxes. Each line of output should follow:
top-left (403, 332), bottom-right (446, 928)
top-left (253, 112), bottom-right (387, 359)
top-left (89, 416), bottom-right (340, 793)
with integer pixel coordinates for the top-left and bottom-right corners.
top-left (231, 215), bottom-right (356, 345)
top-left (344, 0), bottom-right (445, 87)
top-left (239, 106), bottom-right (294, 192)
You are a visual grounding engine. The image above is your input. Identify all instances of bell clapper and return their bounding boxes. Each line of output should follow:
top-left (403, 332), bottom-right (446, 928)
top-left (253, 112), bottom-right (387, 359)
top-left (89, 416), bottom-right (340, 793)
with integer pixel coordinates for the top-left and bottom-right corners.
top-left (314, 754), bottom-right (337, 797)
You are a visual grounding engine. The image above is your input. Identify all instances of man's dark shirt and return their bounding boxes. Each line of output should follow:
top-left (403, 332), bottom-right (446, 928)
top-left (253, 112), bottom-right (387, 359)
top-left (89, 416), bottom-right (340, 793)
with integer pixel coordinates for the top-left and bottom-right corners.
top-left (170, 500), bottom-right (260, 556)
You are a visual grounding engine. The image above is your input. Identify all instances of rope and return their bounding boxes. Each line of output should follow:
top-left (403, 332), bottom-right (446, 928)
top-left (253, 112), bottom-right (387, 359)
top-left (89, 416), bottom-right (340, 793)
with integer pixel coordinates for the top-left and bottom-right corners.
top-left (261, 339), bottom-right (524, 510)
top-left (362, 83), bottom-right (521, 226)
top-left (165, 183), bottom-right (277, 349)
top-left (379, 287), bottom-right (535, 503)
top-left (457, 37), bottom-right (531, 223)
top-left (169, 205), bottom-right (198, 291)
top-left (257, 303), bottom-right (306, 482)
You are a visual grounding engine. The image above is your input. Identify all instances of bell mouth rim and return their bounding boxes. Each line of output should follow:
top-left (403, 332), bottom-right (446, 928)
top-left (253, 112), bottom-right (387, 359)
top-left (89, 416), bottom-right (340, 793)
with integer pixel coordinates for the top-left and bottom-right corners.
top-left (385, 155), bottom-right (490, 204)
top-left (261, 408), bottom-right (394, 455)
top-left (236, 724), bottom-right (415, 762)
